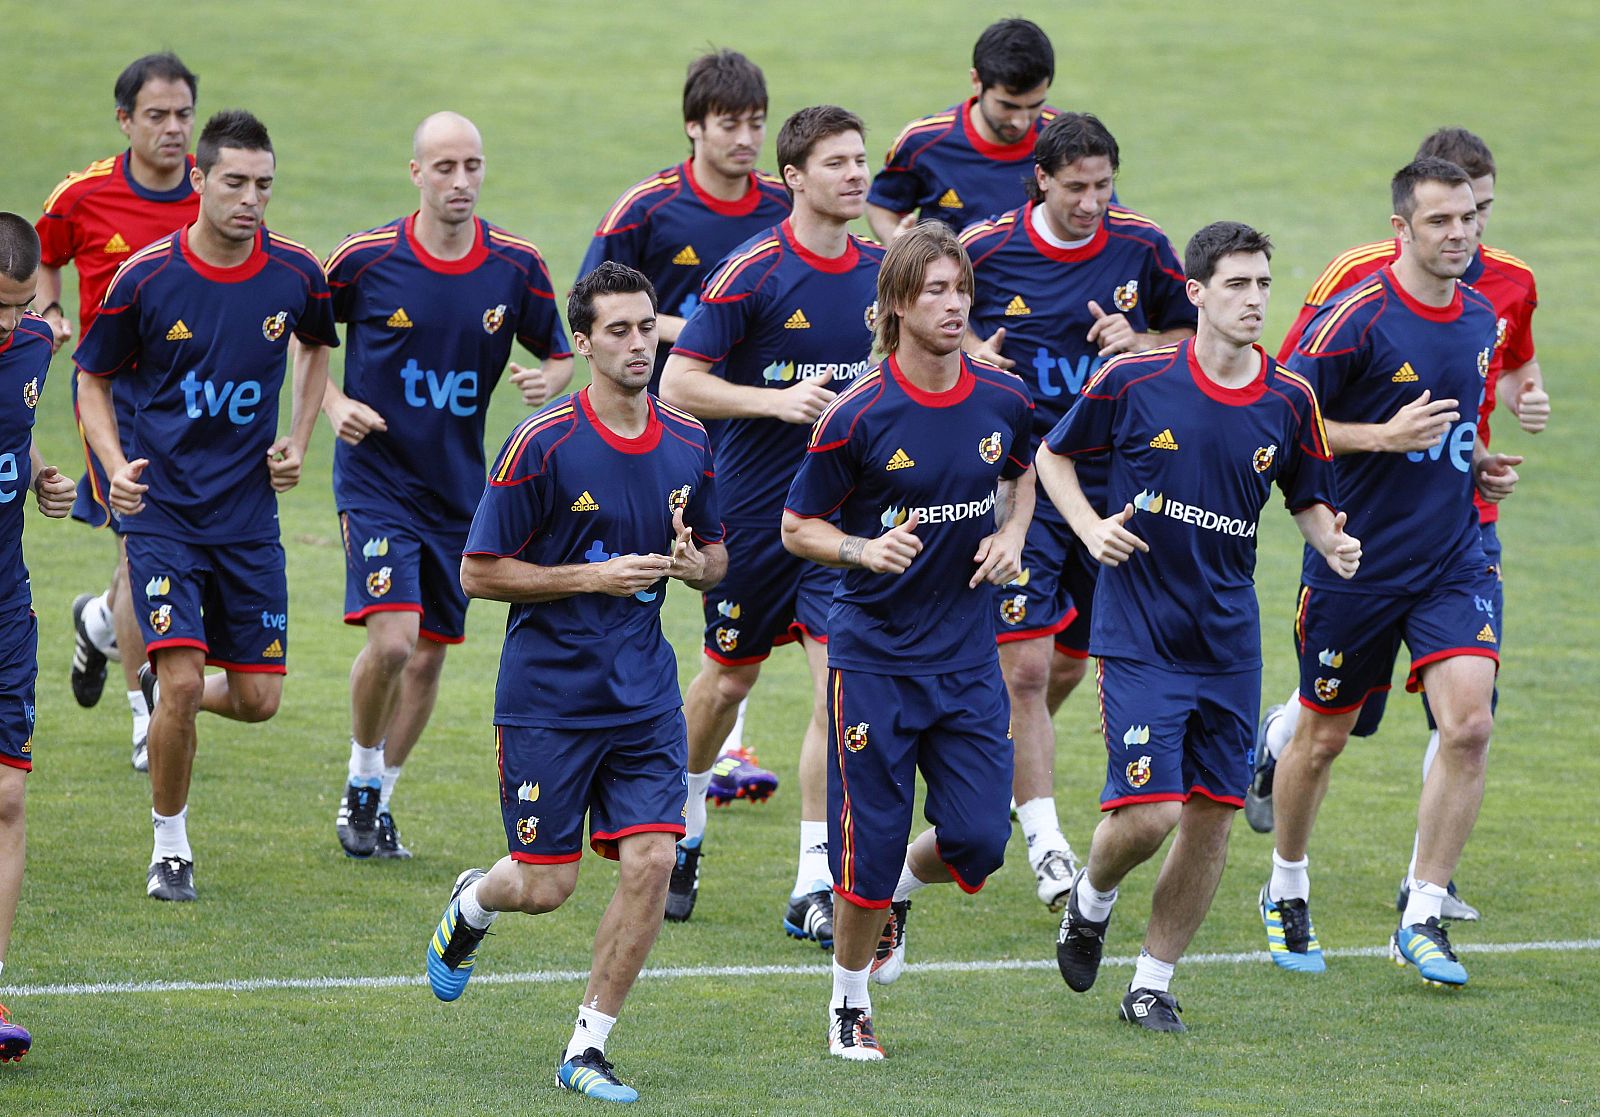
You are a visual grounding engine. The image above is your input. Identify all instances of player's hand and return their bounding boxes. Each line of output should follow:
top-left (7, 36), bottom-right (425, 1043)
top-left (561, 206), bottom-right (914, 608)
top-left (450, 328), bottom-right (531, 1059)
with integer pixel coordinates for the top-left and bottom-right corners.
top-left (1512, 379), bottom-right (1550, 434)
top-left (590, 553), bottom-right (672, 596)
top-left (32, 465), bottom-right (75, 518)
top-left (110, 458), bottom-right (149, 516)
top-left (970, 326), bottom-right (1015, 371)
top-left (666, 507), bottom-right (706, 583)
top-left (890, 212), bottom-right (918, 241)
top-left (860, 510), bottom-right (923, 574)
top-left (1322, 510), bottom-right (1361, 580)
top-left (509, 361), bottom-right (553, 409)
top-left (970, 527), bottom-right (1024, 588)
top-left (1382, 389), bottom-right (1459, 452)
top-left (267, 437), bottom-right (302, 492)
top-left (1474, 453), bottom-right (1522, 503)
top-left (1086, 300), bottom-right (1139, 357)
top-left (771, 379), bottom-right (836, 425)
top-left (1084, 503), bottom-right (1149, 566)
top-left (325, 395), bottom-right (387, 445)
top-left (42, 309), bottom-right (72, 354)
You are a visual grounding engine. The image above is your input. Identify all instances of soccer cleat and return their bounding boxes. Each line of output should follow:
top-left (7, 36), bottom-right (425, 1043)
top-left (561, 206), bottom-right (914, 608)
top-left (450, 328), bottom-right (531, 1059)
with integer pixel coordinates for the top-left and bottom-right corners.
top-left (70, 592), bottom-right (109, 708)
top-left (1392, 917), bottom-right (1468, 987)
top-left (374, 810), bottom-right (413, 859)
top-left (1120, 987), bottom-right (1187, 1033)
top-left (1056, 868), bottom-right (1111, 992)
top-left (783, 888), bottom-right (835, 949)
top-left (1034, 847), bottom-right (1079, 911)
top-left (427, 868), bottom-right (489, 1001)
top-left (1243, 703), bottom-right (1283, 833)
top-left (131, 733), bottom-right (148, 772)
top-left (706, 746), bottom-right (779, 805)
top-left (1395, 877), bottom-right (1480, 922)
top-left (1259, 886), bottom-right (1326, 973)
top-left (664, 840), bottom-right (701, 922)
top-left (869, 900), bottom-right (909, 985)
top-left (0, 1002), bottom-right (31, 1062)
top-left (146, 856), bottom-right (196, 902)
top-left (336, 781), bottom-right (381, 858)
top-left (557, 1047), bottom-right (639, 1103)
top-left (828, 1004), bottom-right (886, 1061)
top-left (137, 662), bottom-right (159, 718)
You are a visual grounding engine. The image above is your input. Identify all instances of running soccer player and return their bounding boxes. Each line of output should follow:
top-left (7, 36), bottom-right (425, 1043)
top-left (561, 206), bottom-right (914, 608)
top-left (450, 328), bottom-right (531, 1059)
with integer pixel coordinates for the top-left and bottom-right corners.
top-left (74, 111), bottom-right (339, 902)
top-left (1038, 222), bottom-right (1357, 1031)
top-left (0, 214), bottom-right (80, 1064)
top-left (1248, 129), bottom-right (1546, 922)
top-left (36, 52), bottom-right (200, 769)
top-left (782, 222), bottom-right (1034, 1060)
top-left (426, 262), bottom-right (726, 1104)
top-left (315, 111), bottom-right (571, 860)
top-left (659, 106), bottom-right (884, 941)
top-left (865, 18), bottom-right (1057, 242)
top-left (959, 113), bottom-right (1195, 910)
top-left (1257, 159), bottom-right (1520, 987)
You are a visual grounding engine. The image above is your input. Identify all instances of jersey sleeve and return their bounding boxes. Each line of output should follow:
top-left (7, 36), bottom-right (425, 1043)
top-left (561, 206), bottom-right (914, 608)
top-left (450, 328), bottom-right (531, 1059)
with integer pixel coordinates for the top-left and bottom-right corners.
top-left (1499, 273), bottom-right (1538, 369)
top-left (72, 265), bottom-right (142, 377)
top-left (34, 208), bottom-right (77, 270)
top-left (687, 441), bottom-right (724, 545)
top-left (578, 215), bottom-right (646, 281)
top-left (866, 121), bottom-right (936, 215)
top-left (1284, 302), bottom-right (1371, 407)
top-left (1144, 236), bottom-right (1199, 333)
top-left (785, 401), bottom-right (861, 520)
top-left (1273, 371), bottom-right (1337, 513)
top-left (465, 427), bottom-right (553, 558)
top-left (671, 246), bottom-right (775, 368)
top-left (1001, 387), bottom-right (1035, 481)
top-left (1043, 365), bottom-right (1119, 458)
top-left (294, 266), bottom-right (341, 348)
top-left (323, 237), bottom-right (367, 324)
top-left (1275, 301), bottom-right (1323, 365)
top-left (515, 251), bottom-right (572, 360)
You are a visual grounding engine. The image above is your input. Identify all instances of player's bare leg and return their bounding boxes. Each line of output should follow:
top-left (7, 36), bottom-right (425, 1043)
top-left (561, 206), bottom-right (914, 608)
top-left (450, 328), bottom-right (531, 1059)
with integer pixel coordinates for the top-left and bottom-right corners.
top-left (671, 656), bottom-right (760, 920)
top-left (785, 636), bottom-right (835, 946)
top-left (143, 647), bottom-right (211, 900)
top-left (111, 547), bottom-right (151, 757)
top-left (1002, 637), bottom-right (1077, 908)
top-left (583, 832), bottom-right (677, 1015)
top-left (198, 669), bottom-right (281, 723)
top-left (0, 767), bottom-right (24, 964)
top-left (1409, 656), bottom-right (1495, 908)
top-left (1045, 647), bottom-right (1088, 714)
top-left (1143, 797), bottom-right (1234, 962)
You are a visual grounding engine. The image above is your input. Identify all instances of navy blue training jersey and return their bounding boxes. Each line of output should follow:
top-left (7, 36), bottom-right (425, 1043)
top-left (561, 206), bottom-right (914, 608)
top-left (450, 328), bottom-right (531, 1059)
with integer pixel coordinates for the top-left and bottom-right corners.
top-left (325, 214), bottom-right (571, 525)
top-left (785, 354), bottom-right (1033, 673)
top-left (465, 387), bottom-right (723, 728)
top-left (0, 315), bottom-right (50, 608)
top-left (1287, 266), bottom-right (1496, 592)
top-left (74, 228), bottom-right (340, 543)
top-left (578, 161), bottom-right (791, 383)
top-left (671, 220), bottom-right (883, 524)
top-left (1046, 340), bottom-right (1335, 670)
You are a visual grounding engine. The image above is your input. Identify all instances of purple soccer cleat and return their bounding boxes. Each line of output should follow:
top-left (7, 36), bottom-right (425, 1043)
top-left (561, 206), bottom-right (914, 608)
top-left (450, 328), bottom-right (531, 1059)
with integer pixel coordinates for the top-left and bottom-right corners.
top-left (0, 1002), bottom-right (30, 1063)
top-left (707, 746), bottom-right (779, 805)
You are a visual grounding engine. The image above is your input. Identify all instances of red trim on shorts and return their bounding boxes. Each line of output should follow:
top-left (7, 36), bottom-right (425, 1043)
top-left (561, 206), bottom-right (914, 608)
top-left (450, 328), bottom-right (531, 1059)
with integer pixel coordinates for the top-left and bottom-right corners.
top-left (0, 755), bottom-right (32, 772)
top-left (1101, 791), bottom-right (1188, 812)
top-left (1298, 682), bottom-right (1390, 716)
top-left (207, 658), bottom-right (286, 675)
top-left (1406, 647), bottom-right (1499, 693)
top-left (1054, 641), bottom-right (1090, 660)
top-left (791, 622), bottom-right (827, 645)
top-left (419, 626), bottom-right (465, 646)
top-left (344, 603), bottom-right (423, 625)
top-left (590, 823), bottom-right (686, 861)
top-left (146, 637), bottom-right (209, 658)
top-left (995, 607), bottom-right (1076, 645)
top-left (703, 645), bottom-right (772, 667)
top-left (936, 842), bottom-right (987, 894)
top-left (1188, 784), bottom-right (1244, 809)
top-left (511, 850), bottom-right (583, 865)
top-left (832, 885), bottom-right (892, 910)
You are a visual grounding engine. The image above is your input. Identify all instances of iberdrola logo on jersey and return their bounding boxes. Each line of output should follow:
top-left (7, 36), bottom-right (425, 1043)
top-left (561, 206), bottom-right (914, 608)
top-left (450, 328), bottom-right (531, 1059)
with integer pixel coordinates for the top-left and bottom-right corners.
top-left (1133, 489), bottom-right (1165, 514)
top-left (261, 310), bottom-right (288, 342)
top-left (1114, 280), bottom-right (1139, 312)
top-left (762, 359), bottom-right (797, 383)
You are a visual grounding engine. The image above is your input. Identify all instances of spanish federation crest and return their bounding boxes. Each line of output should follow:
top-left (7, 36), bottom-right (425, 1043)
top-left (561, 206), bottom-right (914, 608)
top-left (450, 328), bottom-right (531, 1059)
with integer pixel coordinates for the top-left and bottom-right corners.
top-left (366, 566), bottom-right (393, 598)
top-left (261, 310), bottom-right (288, 341)
top-left (1000, 594), bottom-right (1027, 625)
top-left (22, 378), bottom-right (39, 409)
top-left (978, 431), bottom-right (1003, 465)
top-left (668, 484), bottom-right (691, 514)
top-left (1477, 347), bottom-right (1491, 378)
top-left (1114, 279), bottom-right (1139, 312)
top-left (1253, 445), bottom-right (1277, 474)
top-left (483, 304), bottom-right (507, 334)
top-left (1125, 754), bottom-right (1152, 788)
top-left (863, 301), bottom-right (879, 331)
top-left (516, 816), bottom-right (539, 845)
top-left (1313, 676), bottom-right (1341, 702)
top-left (715, 626), bottom-right (739, 653)
top-left (844, 722), bottom-right (869, 752)
top-left (149, 603), bottom-right (173, 636)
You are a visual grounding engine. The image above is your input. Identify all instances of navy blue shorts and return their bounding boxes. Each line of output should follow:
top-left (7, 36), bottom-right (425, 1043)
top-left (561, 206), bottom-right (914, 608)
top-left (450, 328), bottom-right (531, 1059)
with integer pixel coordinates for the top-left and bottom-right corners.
top-left (827, 664), bottom-right (1013, 908)
top-left (496, 709), bottom-right (688, 863)
top-left (994, 511), bottom-right (1077, 645)
top-left (1053, 537), bottom-right (1099, 658)
top-left (1418, 522), bottom-right (1503, 732)
top-left (702, 520), bottom-right (835, 664)
top-left (125, 534), bottom-right (289, 673)
top-left (340, 508), bottom-right (468, 644)
top-left (1095, 657), bottom-right (1257, 809)
top-left (0, 605), bottom-right (38, 773)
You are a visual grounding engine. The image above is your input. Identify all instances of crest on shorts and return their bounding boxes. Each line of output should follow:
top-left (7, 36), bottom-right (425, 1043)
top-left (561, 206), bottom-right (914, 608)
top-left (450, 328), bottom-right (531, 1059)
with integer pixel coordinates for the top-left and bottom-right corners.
top-left (1125, 754), bottom-right (1152, 788)
top-left (1317, 648), bottom-right (1343, 668)
top-left (261, 310), bottom-right (288, 342)
top-left (1000, 594), bottom-right (1027, 626)
top-left (978, 431), bottom-right (1003, 464)
top-left (863, 301), bottom-right (879, 331)
top-left (149, 603), bottom-right (173, 636)
top-left (483, 304), bottom-right (507, 334)
top-left (844, 722), bottom-right (869, 752)
top-left (1113, 279), bottom-right (1139, 312)
top-left (715, 626), bottom-right (739, 653)
top-left (668, 484), bottom-right (691, 514)
top-left (367, 565), bottom-right (393, 598)
top-left (22, 378), bottom-right (38, 409)
top-left (516, 816), bottom-right (539, 845)
top-left (1477, 347), bottom-right (1490, 378)
top-left (1122, 724), bottom-right (1150, 748)
top-left (1313, 676), bottom-right (1341, 702)
top-left (1253, 445), bottom-right (1277, 474)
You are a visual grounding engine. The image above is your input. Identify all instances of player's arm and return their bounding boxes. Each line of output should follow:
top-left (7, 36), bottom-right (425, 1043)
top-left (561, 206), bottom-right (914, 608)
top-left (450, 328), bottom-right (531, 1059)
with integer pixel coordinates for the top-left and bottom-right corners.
top-left (1085, 299), bottom-right (1194, 358)
top-left (659, 353), bottom-right (834, 424)
top-left (27, 439), bottom-right (74, 518)
top-left (970, 471), bottom-right (1033, 588)
top-left (1292, 504), bottom-right (1360, 580)
top-left (1499, 357), bottom-right (1549, 434)
top-left (76, 370), bottom-right (146, 515)
top-left (35, 265), bottom-right (71, 353)
top-left (312, 337), bottom-right (387, 446)
top-left (461, 551), bottom-right (672, 603)
top-left (508, 355), bottom-right (575, 409)
top-left (269, 341), bottom-right (330, 492)
top-left (866, 204), bottom-right (917, 244)
top-left (781, 509), bottom-right (924, 574)
top-left (1034, 445), bottom-right (1147, 566)
top-left (1324, 389), bottom-right (1462, 455)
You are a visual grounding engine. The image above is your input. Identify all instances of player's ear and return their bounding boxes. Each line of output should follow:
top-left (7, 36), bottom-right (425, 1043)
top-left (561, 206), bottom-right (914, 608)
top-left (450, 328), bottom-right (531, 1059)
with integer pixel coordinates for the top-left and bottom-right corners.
top-left (189, 164), bottom-right (205, 194)
top-left (969, 67), bottom-right (982, 98)
top-left (1185, 277), bottom-right (1203, 309)
top-left (1389, 213), bottom-right (1409, 242)
top-left (117, 108), bottom-right (134, 138)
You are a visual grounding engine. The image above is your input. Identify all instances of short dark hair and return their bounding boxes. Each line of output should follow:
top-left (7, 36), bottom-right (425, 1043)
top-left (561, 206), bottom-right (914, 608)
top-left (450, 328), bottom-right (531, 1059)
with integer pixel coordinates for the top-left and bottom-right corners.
top-left (1184, 221), bottom-right (1273, 284)
top-left (973, 18), bottom-right (1054, 92)
top-left (683, 49), bottom-right (767, 124)
top-left (1416, 127), bottom-right (1496, 181)
top-left (776, 105), bottom-right (864, 189)
top-left (1026, 112), bottom-right (1118, 201)
top-left (195, 110), bottom-right (273, 175)
top-left (568, 261), bottom-right (659, 337)
top-left (1391, 156), bottom-right (1471, 221)
top-left (0, 213), bottom-right (42, 282)
top-left (114, 52), bottom-right (198, 115)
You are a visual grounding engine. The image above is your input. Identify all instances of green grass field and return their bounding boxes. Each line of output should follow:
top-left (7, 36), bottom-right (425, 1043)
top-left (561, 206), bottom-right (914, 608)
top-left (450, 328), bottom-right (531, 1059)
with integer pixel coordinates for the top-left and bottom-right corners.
top-left (4, 2), bottom-right (1598, 1113)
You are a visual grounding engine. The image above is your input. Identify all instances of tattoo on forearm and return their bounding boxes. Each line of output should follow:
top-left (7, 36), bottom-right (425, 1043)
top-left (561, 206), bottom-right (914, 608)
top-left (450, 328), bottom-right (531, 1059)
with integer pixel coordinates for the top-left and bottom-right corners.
top-left (838, 536), bottom-right (867, 566)
top-left (995, 480), bottom-right (1014, 527)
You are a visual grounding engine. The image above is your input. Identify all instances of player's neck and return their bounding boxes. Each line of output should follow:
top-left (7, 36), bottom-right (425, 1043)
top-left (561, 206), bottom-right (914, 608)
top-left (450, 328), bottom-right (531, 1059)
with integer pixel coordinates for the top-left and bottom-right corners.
top-left (966, 100), bottom-right (1004, 148)
top-left (787, 206), bottom-right (849, 258)
top-left (690, 152), bottom-right (748, 202)
top-left (1391, 251), bottom-right (1457, 308)
top-left (1192, 331), bottom-right (1259, 388)
top-left (186, 218), bottom-right (256, 269)
top-left (587, 378), bottom-right (651, 437)
top-left (128, 150), bottom-right (188, 194)
top-left (895, 344), bottom-right (963, 393)
top-left (413, 208), bottom-right (478, 262)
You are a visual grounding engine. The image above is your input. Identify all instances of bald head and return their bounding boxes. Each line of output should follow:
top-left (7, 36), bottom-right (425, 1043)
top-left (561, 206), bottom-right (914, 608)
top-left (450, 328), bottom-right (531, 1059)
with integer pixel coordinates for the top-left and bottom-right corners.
top-left (412, 110), bottom-right (482, 161)
top-left (410, 112), bottom-right (485, 230)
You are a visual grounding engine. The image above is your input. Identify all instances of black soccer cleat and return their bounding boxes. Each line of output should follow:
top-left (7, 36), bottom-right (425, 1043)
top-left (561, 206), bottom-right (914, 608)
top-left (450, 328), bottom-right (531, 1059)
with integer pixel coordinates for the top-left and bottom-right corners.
top-left (783, 888), bottom-right (835, 949)
top-left (1120, 986), bottom-right (1187, 1033)
top-left (336, 781), bottom-right (381, 858)
top-left (71, 592), bottom-right (109, 708)
top-left (1056, 868), bottom-right (1111, 992)
top-left (374, 810), bottom-right (413, 859)
top-left (665, 840), bottom-right (701, 922)
top-left (146, 856), bottom-right (196, 902)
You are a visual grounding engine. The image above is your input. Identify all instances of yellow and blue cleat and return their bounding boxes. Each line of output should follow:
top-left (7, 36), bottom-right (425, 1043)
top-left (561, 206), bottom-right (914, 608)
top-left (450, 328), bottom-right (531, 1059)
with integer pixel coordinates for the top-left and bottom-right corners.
top-left (426, 867), bottom-right (488, 1001)
top-left (557, 1047), bottom-right (639, 1103)
top-left (1259, 886), bottom-right (1326, 973)
top-left (1391, 918), bottom-right (1468, 987)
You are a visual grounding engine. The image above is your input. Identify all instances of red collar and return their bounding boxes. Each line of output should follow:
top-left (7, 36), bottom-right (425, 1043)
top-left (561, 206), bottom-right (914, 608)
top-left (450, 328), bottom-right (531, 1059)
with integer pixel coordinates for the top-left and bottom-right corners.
top-left (1185, 339), bottom-right (1268, 405)
top-left (179, 226), bottom-right (267, 283)
top-left (781, 219), bottom-right (858, 274)
top-left (684, 160), bottom-right (764, 217)
top-left (888, 352), bottom-right (975, 407)
top-left (405, 213), bottom-right (488, 274)
top-left (580, 386), bottom-right (662, 454)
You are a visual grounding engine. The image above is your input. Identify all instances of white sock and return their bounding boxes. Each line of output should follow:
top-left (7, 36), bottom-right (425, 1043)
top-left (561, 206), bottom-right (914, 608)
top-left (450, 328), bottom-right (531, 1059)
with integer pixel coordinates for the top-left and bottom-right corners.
top-left (1270, 850), bottom-right (1310, 902)
top-left (722, 698), bottom-right (748, 754)
top-left (348, 738), bottom-right (384, 784)
top-left (1, 959), bottom-right (6, 980)
top-left (683, 769), bottom-right (712, 843)
top-left (793, 819), bottom-right (830, 897)
top-left (565, 1003), bottom-right (617, 1061)
top-left (1264, 693), bottom-right (1301, 761)
top-left (1075, 872), bottom-right (1118, 921)
top-left (1402, 879), bottom-right (1449, 927)
top-left (457, 878), bottom-right (498, 930)
top-left (379, 765), bottom-right (402, 813)
top-left (128, 690), bottom-right (150, 745)
top-left (892, 861), bottom-right (929, 903)
top-left (1132, 949), bottom-right (1175, 993)
top-left (830, 959), bottom-right (871, 1010)
top-left (1407, 731), bottom-right (1442, 881)
top-left (1016, 796), bottom-right (1067, 869)
top-left (152, 806), bottom-right (192, 862)
top-left (85, 591), bottom-right (118, 656)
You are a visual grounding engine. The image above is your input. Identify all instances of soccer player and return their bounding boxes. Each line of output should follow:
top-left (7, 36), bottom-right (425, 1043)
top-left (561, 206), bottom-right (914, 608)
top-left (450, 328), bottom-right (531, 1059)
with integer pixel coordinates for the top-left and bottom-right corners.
top-left (425, 262), bottom-right (726, 1104)
top-left (1038, 222), bottom-right (1357, 1031)
top-left (315, 111), bottom-right (571, 860)
top-left (865, 18), bottom-right (1057, 242)
top-left (959, 113), bottom-right (1195, 910)
top-left (36, 52), bottom-right (201, 769)
top-left (75, 111), bottom-right (339, 902)
top-left (659, 106), bottom-right (884, 940)
top-left (782, 222), bottom-right (1034, 1060)
top-left (1257, 159), bottom-right (1520, 987)
top-left (1249, 129), bottom-right (1546, 922)
top-left (0, 214), bottom-right (80, 1063)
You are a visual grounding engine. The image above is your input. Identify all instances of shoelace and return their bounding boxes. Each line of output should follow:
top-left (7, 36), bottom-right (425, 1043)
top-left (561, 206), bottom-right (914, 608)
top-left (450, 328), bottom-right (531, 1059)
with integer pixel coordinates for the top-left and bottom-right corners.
top-left (1277, 899), bottom-right (1313, 951)
top-left (1415, 920), bottom-right (1459, 960)
top-left (834, 1006), bottom-right (877, 1046)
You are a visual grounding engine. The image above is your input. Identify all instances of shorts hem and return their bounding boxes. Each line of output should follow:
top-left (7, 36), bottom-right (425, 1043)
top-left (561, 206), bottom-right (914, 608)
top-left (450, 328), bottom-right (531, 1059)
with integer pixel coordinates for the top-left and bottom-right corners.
top-left (419, 627), bottom-right (466, 646)
top-left (1053, 642), bottom-right (1091, 659)
top-left (208, 658), bottom-right (287, 675)
top-left (995, 609), bottom-right (1076, 645)
top-left (510, 850), bottom-right (583, 865)
top-left (1298, 683), bottom-right (1390, 716)
top-left (1101, 791), bottom-right (1188, 812)
top-left (1188, 785), bottom-right (1244, 808)
top-left (832, 886), bottom-right (891, 910)
top-left (703, 646), bottom-right (773, 667)
top-left (147, 638), bottom-right (209, 659)
top-left (0, 755), bottom-right (31, 772)
top-left (344, 603), bottom-right (423, 625)
top-left (590, 823), bottom-right (686, 861)
top-left (792, 623), bottom-right (828, 645)
top-left (938, 850), bottom-right (987, 895)
top-left (1406, 647), bottom-right (1499, 692)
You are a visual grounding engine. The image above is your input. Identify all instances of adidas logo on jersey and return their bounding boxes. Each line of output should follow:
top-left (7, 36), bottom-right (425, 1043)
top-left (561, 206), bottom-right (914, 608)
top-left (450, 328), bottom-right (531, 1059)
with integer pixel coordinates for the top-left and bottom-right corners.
top-left (571, 491), bottom-right (600, 512)
top-left (937, 188), bottom-right (963, 209)
top-left (262, 639), bottom-right (284, 659)
top-left (672, 245), bottom-right (700, 266)
top-left (387, 308), bottom-right (414, 328)
top-left (885, 448), bottom-right (915, 471)
top-left (1476, 623), bottom-right (1496, 642)
top-left (165, 320), bottom-right (193, 341)
top-left (104, 233), bottom-right (131, 253)
top-left (1392, 361), bottom-right (1419, 383)
top-left (783, 309), bottom-right (811, 329)
top-left (1149, 429), bottom-right (1180, 450)
top-left (1004, 295), bottom-right (1031, 316)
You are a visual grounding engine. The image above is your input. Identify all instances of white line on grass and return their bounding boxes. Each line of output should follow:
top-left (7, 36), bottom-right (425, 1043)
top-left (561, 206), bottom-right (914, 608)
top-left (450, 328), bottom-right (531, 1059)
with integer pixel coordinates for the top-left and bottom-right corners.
top-left (11, 938), bottom-right (1598, 999)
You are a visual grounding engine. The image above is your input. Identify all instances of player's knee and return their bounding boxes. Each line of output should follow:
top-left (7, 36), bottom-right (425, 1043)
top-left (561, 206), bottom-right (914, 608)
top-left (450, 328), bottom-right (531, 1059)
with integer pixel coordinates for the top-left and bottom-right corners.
top-left (703, 661), bottom-right (757, 707)
top-left (1296, 721), bottom-right (1350, 764)
top-left (1001, 643), bottom-right (1051, 699)
top-left (0, 773), bottom-right (24, 828)
top-left (506, 867), bottom-right (576, 914)
top-left (1124, 801), bottom-right (1183, 847)
top-left (155, 670), bottom-right (205, 717)
top-left (622, 838), bottom-right (678, 890)
top-left (365, 631), bottom-right (417, 675)
top-left (1438, 706), bottom-right (1493, 761)
top-left (234, 686), bottom-right (281, 723)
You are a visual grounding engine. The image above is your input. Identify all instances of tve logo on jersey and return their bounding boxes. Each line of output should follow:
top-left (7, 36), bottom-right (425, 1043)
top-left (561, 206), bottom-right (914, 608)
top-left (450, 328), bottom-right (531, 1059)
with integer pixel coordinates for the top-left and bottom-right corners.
top-left (400, 358), bottom-right (478, 416)
top-left (0, 452), bottom-right (20, 503)
top-left (181, 371), bottom-right (262, 423)
top-left (1030, 348), bottom-right (1106, 399)
top-left (585, 539), bottom-right (658, 602)
top-left (1406, 417), bottom-right (1475, 473)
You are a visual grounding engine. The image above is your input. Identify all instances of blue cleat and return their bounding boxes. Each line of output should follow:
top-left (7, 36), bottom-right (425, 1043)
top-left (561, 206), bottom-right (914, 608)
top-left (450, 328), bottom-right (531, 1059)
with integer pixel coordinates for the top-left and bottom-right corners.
top-left (1392, 917), bottom-right (1468, 987)
top-left (1259, 886), bottom-right (1326, 973)
top-left (0, 1002), bottom-right (30, 1062)
top-left (426, 868), bottom-right (489, 1002)
top-left (558, 1047), bottom-right (639, 1103)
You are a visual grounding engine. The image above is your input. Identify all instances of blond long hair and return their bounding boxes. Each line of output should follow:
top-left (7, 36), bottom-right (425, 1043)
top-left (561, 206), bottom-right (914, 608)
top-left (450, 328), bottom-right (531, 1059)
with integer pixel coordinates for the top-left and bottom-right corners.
top-left (875, 222), bottom-right (974, 355)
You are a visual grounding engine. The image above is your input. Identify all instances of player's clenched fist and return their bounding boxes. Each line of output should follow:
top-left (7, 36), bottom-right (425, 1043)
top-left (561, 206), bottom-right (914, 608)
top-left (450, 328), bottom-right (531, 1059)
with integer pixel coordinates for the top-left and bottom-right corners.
top-left (1473, 452), bottom-right (1521, 503)
top-left (110, 457), bottom-right (150, 516)
top-left (771, 379), bottom-right (836, 425)
top-left (969, 528), bottom-right (1024, 588)
top-left (32, 465), bottom-right (76, 518)
top-left (266, 437), bottom-right (303, 492)
top-left (591, 553), bottom-right (672, 596)
top-left (1084, 503), bottom-right (1149, 566)
top-left (325, 395), bottom-right (387, 445)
